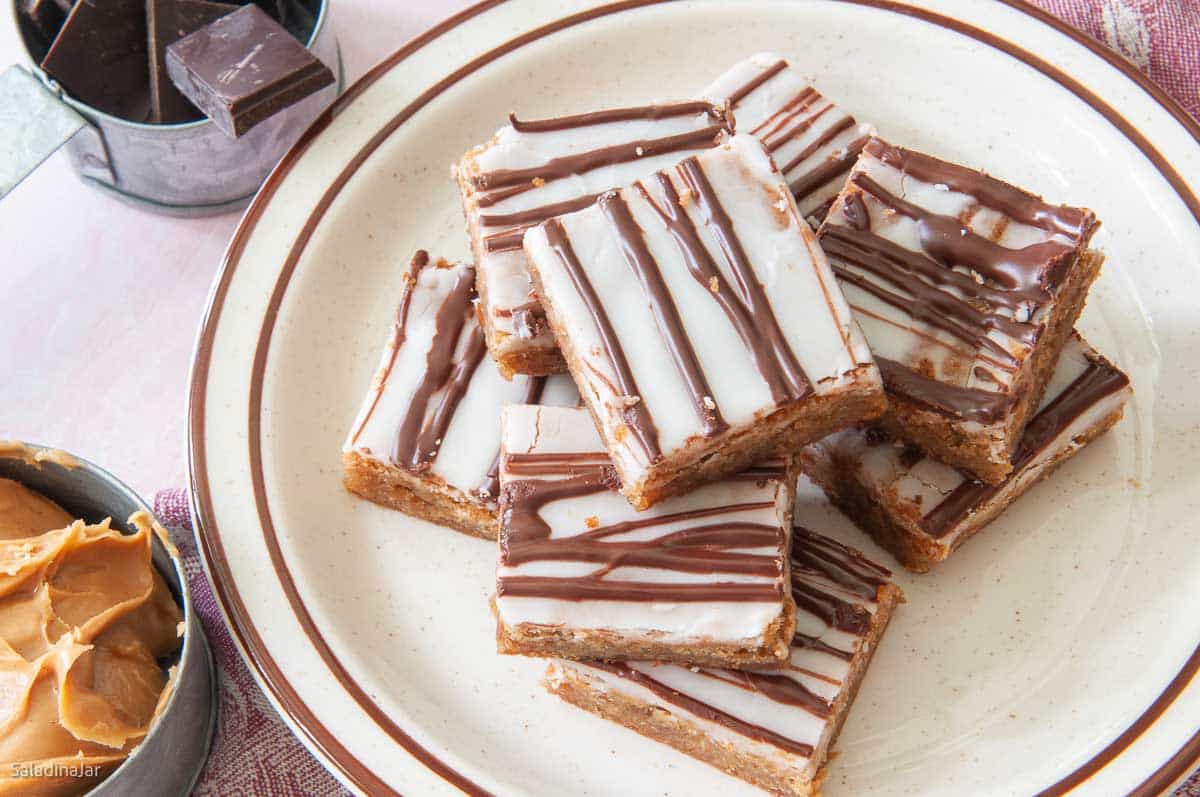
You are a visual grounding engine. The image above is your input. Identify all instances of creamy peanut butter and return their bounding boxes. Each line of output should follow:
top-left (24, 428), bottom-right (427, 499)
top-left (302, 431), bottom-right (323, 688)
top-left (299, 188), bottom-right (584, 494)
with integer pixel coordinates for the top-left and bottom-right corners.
top-left (0, 480), bottom-right (182, 796)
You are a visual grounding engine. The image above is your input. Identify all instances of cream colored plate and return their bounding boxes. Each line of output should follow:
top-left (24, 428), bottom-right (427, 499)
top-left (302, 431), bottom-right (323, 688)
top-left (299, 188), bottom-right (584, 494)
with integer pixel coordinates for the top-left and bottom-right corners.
top-left (188, 1), bottom-right (1200, 794)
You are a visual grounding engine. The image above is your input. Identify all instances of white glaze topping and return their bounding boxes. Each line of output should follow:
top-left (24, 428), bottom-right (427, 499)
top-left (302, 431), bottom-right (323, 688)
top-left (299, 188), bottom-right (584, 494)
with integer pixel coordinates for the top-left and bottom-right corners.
top-left (495, 405), bottom-right (792, 646)
top-left (524, 134), bottom-right (877, 488)
top-left (704, 51), bottom-right (875, 226)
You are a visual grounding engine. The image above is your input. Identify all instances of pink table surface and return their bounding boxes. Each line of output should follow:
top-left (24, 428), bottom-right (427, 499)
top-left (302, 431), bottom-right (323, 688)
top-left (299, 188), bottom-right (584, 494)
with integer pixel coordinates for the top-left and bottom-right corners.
top-left (2, 1), bottom-right (1197, 795)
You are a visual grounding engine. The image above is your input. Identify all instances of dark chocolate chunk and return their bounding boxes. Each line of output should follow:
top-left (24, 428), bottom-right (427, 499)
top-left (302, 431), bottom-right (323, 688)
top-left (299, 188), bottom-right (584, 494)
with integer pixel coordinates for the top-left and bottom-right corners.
top-left (146, 0), bottom-right (239, 124)
top-left (19, 0), bottom-right (67, 45)
top-left (164, 4), bottom-right (333, 138)
top-left (40, 0), bottom-right (151, 121)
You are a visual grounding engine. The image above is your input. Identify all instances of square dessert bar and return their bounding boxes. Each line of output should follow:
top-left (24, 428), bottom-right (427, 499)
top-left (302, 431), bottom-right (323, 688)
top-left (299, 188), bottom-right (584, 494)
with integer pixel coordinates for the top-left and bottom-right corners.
top-left (525, 133), bottom-right (884, 510)
top-left (495, 404), bottom-right (797, 669)
top-left (704, 51), bottom-right (875, 228)
top-left (455, 100), bottom-right (731, 378)
top-left (802, 333), bottom-right (1131, 572)
top-left (819, 137), bottom-right (1103, 484)
top-left (546, 526), bottom-right (902, 797)
top-left (343, 251), bottom-right (576, 540)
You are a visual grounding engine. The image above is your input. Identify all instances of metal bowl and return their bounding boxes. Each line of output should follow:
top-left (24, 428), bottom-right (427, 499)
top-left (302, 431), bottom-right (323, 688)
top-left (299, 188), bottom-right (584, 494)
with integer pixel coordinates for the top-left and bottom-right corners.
top-left (0, 443), bottom-right (217, 797)
top-left (8, 0), bottom-right (342, 215)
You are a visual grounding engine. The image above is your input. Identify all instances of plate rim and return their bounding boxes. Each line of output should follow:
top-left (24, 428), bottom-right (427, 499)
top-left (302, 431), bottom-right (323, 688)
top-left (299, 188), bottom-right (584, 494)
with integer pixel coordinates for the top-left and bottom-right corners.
top-left (187, 1), bottom-right (1200, 794)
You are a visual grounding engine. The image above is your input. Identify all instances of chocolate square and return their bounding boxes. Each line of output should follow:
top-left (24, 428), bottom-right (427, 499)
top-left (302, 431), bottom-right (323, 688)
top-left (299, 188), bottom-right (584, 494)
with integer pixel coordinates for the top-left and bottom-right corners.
top-left (41, 0), bottom-right (150, 121)
top-left (164, 3), bottom-right (333, 138)
top-left (147, 0), bottom-right (239, 124)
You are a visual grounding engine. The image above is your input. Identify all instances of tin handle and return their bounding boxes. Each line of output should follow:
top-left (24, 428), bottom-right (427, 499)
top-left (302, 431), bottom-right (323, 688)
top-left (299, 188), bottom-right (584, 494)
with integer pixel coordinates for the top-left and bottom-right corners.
top-left (0, 64), bottom-right (91, 199)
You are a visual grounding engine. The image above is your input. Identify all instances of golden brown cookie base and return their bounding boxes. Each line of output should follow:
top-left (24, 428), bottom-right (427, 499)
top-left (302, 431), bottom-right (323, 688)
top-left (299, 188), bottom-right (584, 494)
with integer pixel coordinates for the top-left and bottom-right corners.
top-left (342, 451), bottom-right (496, 540)
top-left (544, 584), bottom-right (902, 796)
top-left (804, 404), bottom-right (1125, 573)
top-left (876, 249), bottom-right (1104, 486)
top-left (496, 598), bottom-right (796, 670)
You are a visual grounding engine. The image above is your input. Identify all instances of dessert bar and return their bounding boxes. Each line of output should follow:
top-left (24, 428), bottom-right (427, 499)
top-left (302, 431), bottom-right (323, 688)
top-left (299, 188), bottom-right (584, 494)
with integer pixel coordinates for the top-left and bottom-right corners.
top-left (454, 100), bottom-right (730, 377)
top-left (495, 404), bottom-right (796, 668)
top-left (343, 251), bottom-right (576, 539)
top-left (525, 133), bottom-right (884, 510)
top-left (704, 52), bottom-right (874, 227)
top-left (546, 526), bottom-right (902, 797)
top-left (802, 333), bottom-right (1130, 571)
top-left (819, 137), bottom-right (1102, 483)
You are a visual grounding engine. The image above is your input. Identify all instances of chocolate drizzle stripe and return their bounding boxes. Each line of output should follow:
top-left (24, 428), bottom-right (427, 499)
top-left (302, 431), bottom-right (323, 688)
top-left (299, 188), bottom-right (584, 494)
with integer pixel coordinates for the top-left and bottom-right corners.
top-left (599, 191), bottom-right (728, 437)
top-left (588, 663), bottom-right (817, 757)
top-left (699, 669), bottom-right (833, 718)
top-left (508, 101), bottom-right (721, 133)
top-left (471, 124), bottom-right (727, 192)
top-left (475, 376), bottom-right (547, 500)
top-left (788, 135), bottom-right (868, 199)
top-left (725, 59), bottom-right (788, 107)
top-left (863, 138), bottom-right (1098, 241)
top-left (791, 526), bottom-right (891, 600)
top-left (393, 265), bottom-right (478, 467)
top-left (483, 225), bottom-right (536, 253)
top-left (479, 192), bottom-right (603, 228)
top-left (541, 219), bottom-right (662, 462)
top-left (792, 580), bottom-right (872, 636)
top-left (749, 87), bottom-right (817, 137)
top-left (676, 157), bottom-right (812, 402)
top-left (411, 327), bottom-right (488, 466)
top-left (574, 500), bottom-right (778, 542)
top-left (792, 633), bottom-right (854, 662)
top-left (348, 250), bottom-right (428, 447)
top-left (637, 174), bottom-right (800, 404)
top-left (851, 172), bottom-right (1073, 294)
top-left (921, 355), bottom-right (1130, 536)
top-left (763, 102), bottom-right (834, 154)
top-left (876, 356), bottom-right (1014, 423)
top-left (777, 115), bottom-right (857, 175)
top-left (475, 183), bottom-right (532, 208)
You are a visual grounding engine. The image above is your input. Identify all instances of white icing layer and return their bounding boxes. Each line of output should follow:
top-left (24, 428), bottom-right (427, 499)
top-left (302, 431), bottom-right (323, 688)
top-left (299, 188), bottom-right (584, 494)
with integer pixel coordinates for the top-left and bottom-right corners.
top-left (458, 102), bottom-right (726, 355)
top-left (344, 256), bottom-right (576, 506)
top-left (704, 51), bottom-right (875, 225)
top-left (495, 405), bottom-right (792, 646)
top-left (524, 134), bottom-right (878, 488)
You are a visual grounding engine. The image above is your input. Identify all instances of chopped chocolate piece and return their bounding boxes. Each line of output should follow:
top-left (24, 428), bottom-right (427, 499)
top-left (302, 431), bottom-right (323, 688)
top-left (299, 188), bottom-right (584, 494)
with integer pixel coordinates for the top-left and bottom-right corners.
top-left (524, 134), bottom-right (885, 510)
top-left (41, 0), bottom-right (151, 121)
top-left (164, 3), bottom-right (333, 138)
top-left (818, 137), bottom-right (1103, 484)
top-left (495, 405), bottom-right (797, 669)
top-left (146, 0), bottom-right (238, 124)
top-left (546, 526), bottom-right (902, 797)
top-left (802, 333), bottom-right (1131, 572)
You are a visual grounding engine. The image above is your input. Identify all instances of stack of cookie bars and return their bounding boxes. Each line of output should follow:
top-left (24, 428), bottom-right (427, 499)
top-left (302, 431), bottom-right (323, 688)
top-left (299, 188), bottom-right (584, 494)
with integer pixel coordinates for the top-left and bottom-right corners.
top-left (341, 52), bottom-right (1132, 795)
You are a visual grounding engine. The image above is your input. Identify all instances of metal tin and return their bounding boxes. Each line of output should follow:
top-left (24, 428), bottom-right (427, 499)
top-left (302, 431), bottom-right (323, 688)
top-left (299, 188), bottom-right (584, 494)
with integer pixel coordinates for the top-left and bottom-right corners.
top-left (0, 444), bottom-right (217, 797)
top-left (7, 0), bottom-right (342, 215)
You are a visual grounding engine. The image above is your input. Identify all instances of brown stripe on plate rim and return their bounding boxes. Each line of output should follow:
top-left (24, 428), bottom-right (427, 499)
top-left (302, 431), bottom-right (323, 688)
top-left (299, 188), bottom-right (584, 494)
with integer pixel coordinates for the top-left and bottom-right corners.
top-left (184, 0), bottom-right (1200, 795)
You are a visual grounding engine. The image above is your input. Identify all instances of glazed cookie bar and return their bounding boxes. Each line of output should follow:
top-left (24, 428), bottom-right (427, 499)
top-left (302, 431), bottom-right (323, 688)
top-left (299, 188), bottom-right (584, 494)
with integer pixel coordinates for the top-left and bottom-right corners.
top-left (801, 333), bottom-right (1130, 572)
top-left (819, 137), bottom-right (1102, 484)
top-left (455, 100), bottom-right (731, 378)
top-left (495, 404), bottom-right (796, 669)
top-left (343, 251), bottom-right (576, 540)
top-left (525, 133), bottom-right (884, 510)
top-left (546, 527), bottom-right (902, 797)
top-left (704, 51), bottom-right (874, 227)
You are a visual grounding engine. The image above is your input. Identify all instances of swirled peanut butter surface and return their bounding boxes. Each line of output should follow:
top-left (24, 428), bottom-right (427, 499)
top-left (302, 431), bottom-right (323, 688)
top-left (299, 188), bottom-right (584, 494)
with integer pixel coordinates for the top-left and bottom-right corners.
top-left (0, 479), bottom-right (182, 796)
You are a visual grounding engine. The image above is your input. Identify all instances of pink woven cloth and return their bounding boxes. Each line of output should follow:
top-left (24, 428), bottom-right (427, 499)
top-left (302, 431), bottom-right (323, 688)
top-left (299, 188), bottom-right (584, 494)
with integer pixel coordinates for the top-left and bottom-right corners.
top-left (165, 3), bottom-right (1200, 795)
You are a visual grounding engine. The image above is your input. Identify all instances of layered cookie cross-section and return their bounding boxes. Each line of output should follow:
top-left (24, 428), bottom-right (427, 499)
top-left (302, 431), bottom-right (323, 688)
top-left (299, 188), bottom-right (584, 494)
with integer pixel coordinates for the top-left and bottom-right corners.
top-left (525, 133), bottom-right (884, 510)
top-left (546, 527), bottom-right (902, 797)
top-left (495, 405), bottom-right (797, 669)
top-left (819, 137), bottom-right (1103, 484)
top-left (704, 51), bottom-right (875, 227)
top-left (455, 100), bottom-right (731, 378)
top-left (343, 251), bottom-right (576, 539)
top-left (802, 333), bottom-right (1131, 572)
